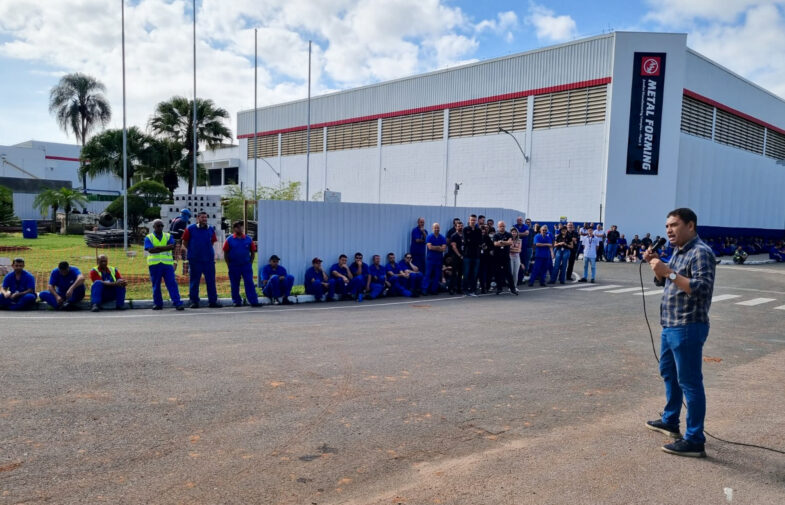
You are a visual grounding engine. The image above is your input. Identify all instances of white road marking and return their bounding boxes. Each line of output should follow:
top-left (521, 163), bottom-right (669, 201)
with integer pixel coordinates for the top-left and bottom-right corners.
top-left (553, 283), bottom-right (586, 289)
top-left (637, 290), bottom-right (664, 296)
top-left (775, 305), bottom-right (785, 311)
top-left (719, 265), bottom-right (785, 275)
top-left (735, 298), bottom-right (777, 306)
top-left (711, 294), bottom-right (742, 302)
top-left (606, 287), bottom-right (644, 294)
top-left (577, 284), bottom-right (622, 291)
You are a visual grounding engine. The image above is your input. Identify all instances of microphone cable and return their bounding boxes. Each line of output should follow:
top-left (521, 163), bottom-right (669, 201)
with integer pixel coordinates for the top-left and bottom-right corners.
top-left (638, 260), bottom-right (785, 455)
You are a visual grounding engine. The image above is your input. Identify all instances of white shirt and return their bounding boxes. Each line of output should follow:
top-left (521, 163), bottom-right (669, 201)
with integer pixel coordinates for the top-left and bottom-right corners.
top-left (581, 235), bottom-right (599, 259)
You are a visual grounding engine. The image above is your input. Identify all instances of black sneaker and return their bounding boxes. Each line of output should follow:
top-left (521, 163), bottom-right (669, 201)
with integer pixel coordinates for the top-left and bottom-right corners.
top-left (152, 305), bottom-right (163, 311)
top-left (590, 279), bottom-right (595, 283)
top-left (281, 298), bottom-right (293, 305)
top-left (646, 419), bottom-right (681, 439)
top-left (578, 278), bottom-right (587, 283)
top-left (175, 305), bottom-right (184, 311)
top-left (662, 438), bottom-right (706, 458)
top-left (233, 302), bottom-right (243, 308)
top-left (208, 302), bottom-right (223, 308)
top-left (189, 302), bottom-right (200, 309)
top-left (91, 304), bottom-right (100, 313)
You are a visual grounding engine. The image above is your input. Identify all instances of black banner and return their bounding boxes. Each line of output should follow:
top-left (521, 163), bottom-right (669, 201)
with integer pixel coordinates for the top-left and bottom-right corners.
top-left (626, 52), bottom-right (666, 175)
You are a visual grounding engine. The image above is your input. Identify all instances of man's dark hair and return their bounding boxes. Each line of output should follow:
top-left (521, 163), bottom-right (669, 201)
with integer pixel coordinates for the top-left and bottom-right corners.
top-left (58, 261), bottom-right (70, 270)
top-left (12, 257), bottom-right (24, 265)
top-left (478, 215), bottom-right (485, 220)
top-left (354, 252), bottom-right (363, 258)
top-left (470, 214), bottom-right (477, 218)
top-left (232, 220), bottom-right (243, 229)
top-left (339, 254), bottom-right (347, 260)
top-left (198, 211), bottom-right (208, 216)
top-left (667, 208), bottom-right (698, 227)
top-left (387, 252), bottom-right (395, 258)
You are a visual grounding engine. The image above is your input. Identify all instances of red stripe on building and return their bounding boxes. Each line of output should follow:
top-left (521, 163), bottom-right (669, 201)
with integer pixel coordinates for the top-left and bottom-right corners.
top-left (238, 77), bottom-right (613, 139)
top-left (45, 155), bottom-right (81, 162)
top-left (683, 89), bottom-right (785, 137)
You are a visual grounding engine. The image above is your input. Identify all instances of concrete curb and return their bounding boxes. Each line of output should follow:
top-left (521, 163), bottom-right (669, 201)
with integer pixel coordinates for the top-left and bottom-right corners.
top-left (718, 259), bottom-right (776, 265)
top-left (32, 294), bottom-right (314, 311)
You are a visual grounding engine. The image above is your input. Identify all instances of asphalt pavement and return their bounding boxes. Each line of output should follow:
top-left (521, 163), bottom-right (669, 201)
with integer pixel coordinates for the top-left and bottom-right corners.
top-left (1, 260), bottom-right (784, 504)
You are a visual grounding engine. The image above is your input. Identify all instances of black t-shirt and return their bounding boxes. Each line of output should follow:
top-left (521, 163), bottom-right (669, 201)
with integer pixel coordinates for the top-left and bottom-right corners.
top-left (480, 234), bottom-right (494, 256)
top-left (641, 237), bottom-right (652, 248)
top-left (493, 231), bottom-right (512, 255)
top-left (449, 233), bottom-right (464, 258)
top-left (607, 230), bottom-right (620, 244)
top-left (463, 226), bottom-right (482, 259)
top-left (554, 233), bottom-right (572, 251)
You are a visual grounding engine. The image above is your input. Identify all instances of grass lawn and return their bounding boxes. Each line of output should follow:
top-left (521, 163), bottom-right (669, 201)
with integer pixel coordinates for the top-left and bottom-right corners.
top-left (0, 232), bottom-right (304, 301)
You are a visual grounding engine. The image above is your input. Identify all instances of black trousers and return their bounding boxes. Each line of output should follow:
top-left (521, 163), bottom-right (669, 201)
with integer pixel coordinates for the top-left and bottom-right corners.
top-left (566, 246), bottom-right (579, 280)
top-left (494, 256), bottom-right (515, 292)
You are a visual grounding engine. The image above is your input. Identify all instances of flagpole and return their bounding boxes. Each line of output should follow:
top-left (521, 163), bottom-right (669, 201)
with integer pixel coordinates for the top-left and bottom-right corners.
top-left (121, 0), bottom-right (128, 250)
top-left (253, 28), bottom-right (258, 221)
top-left (305, 40), bottom-right (311, 201)
top-left (192, 0), bottom-right (197, 194)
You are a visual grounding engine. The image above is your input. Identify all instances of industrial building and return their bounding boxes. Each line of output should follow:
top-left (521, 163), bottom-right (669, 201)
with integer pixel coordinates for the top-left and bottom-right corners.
top-left (234, 31), bottom-right (785, 237)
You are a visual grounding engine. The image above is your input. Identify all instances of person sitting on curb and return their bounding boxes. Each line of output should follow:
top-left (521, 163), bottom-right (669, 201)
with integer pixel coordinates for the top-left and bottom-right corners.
top-left (261, 255), bottom-right (295, 305)
top-left (732, 245), bottom-right (748, 265)
top-left (89, 254), bottom-right (127, 312)
top-left (39, 261), bottom-right (85, 310)
top-left (304, 257), bottom-right (335, 302)
top-left (0, 258), bottom-right (37, 311)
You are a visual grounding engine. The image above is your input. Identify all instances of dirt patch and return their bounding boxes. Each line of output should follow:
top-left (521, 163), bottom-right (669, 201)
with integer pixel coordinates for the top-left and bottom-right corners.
top-left (0, 246), bottom-right (31, 252)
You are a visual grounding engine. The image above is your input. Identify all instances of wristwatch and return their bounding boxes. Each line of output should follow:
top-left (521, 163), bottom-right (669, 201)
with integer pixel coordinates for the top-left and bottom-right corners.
top-left (668, 271), bottom-right (677, 281)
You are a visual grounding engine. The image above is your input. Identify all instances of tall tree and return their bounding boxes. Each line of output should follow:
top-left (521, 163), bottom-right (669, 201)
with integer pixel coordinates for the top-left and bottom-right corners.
top-left (33, 187), bottom-right (88, 234)
top-left (79, 127), bottom-right (156, 189)
top-left (49, 73), bottom-right (112, 192)
top-left (149, 96), bottom-right (232, 194)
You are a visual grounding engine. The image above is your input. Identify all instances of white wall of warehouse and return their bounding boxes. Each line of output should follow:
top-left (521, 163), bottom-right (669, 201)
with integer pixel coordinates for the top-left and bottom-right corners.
top-left (677, 134), bottom-right (785, 230)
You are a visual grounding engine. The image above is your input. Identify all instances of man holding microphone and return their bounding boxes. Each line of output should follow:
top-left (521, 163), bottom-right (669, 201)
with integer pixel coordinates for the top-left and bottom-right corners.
top-left (643, 208), bottom-right (715, 458)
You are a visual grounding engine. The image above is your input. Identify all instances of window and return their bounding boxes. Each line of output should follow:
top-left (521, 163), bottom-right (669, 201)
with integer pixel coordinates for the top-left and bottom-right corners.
top-left (680, 95), bottom-right (713, 139)
top-left (208, 168), bottom-right (222, 186)
top-left (224, 167), bottom-right (239, 185)
top-left (382, 110), bottom-right (444, 145)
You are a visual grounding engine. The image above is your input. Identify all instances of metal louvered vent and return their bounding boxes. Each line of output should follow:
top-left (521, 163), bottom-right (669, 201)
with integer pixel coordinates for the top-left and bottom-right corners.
top-left (532, 85), bottom-right (606, 130)
top-left (680, 95), bottom-right (713, 139)
top-left (715, 109), bottom-right (764, 155)
top-left (382, 110), bottom-right (444, 145)
top-left (766, 129), bottom-right (785, 160)
top-left (280, 128), bottom-right (324, 156)
top-left (327, 120), bottom-right (377, 151)
top-left (246, 134), bottom-right (278, 159)
top-left (448, 97), bottom-right (527, 138)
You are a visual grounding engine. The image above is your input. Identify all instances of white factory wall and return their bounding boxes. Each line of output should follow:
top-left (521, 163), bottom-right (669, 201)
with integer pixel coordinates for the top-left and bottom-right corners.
top-left (677, 134), bottom-right (785, 230)
top-left (381, 140), bottom-right (446, 205)
top-left (280, 153), bottom-right (326, 201)
top-left (528, 124), bottom-right (607, 223)
top-left (324, 148), bottom-right (378, 203)
top-left (603, 32), bottom-right (688, 237)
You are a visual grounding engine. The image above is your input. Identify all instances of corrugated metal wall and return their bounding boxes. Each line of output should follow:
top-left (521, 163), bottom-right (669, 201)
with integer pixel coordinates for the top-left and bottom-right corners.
top-left (257, 201), bottom-right (526, 283)
top-left (12, 193), bottom-right (110, 220)
top-left (238, 35), bottom-right (614, 135)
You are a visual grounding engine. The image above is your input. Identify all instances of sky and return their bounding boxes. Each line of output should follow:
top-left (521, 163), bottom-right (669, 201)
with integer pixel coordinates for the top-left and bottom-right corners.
top-left (1, 0), bottom-right (785, 146)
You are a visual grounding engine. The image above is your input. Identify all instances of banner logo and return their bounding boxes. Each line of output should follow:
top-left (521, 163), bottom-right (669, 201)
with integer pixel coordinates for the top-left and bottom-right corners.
top-left (641, 56), bottom-right (660, 76)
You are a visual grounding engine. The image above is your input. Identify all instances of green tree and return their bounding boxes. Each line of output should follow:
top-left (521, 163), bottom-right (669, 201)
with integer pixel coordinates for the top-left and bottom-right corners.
top-left (144, 138), bottom-right (186, 197)
top-left (149, 96), bottom-right (232, 194)
top-left (49, 73), bottom-right (111, 192)
top-left (222, 181), bottom-right (302, 222)
top-left (129, 180), bottom-right (171, 208)
top-left (106, 194), bottom-right (147, 232)
top-left (33, 187), bottom-right (88, 234)
top-left (0, 185), bottom-right (16, 225)
top-left (79, 127), bottom-right (157, 189)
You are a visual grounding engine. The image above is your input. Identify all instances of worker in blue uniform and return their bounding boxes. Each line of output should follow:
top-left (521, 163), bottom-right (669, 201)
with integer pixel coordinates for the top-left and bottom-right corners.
top-left (223, 221), bottom-right (260, 307)
top-left (385, 253), bottom-right (413, 297)
top-left (0, 258), bottom-right (37, 310)
top-left (397, 253), bottom-right (422, 296)
top-left (182, 211), bottom-right (221, 308)
top-left (330, 255), bottom-right (353, 300)
top-left (410, 217), bottom-right (428, 273)
top-left (89, 254), bottom-right (127, 311)
top-left (144, 219), bottom-right (184, 310)
top-left (529, 225), bottom-right (554, 287)
top-left (367, 255), bottom-right (387, 299)
top-left (304, 257), bottom-right (335, 302)
top-left (422, 223), bottom-right (447, 295)
top-left (39, 261), bottom-right (85, 310)
top-left (261, 255), bottom-right (295, 305)
top-left (348, 252), bottom-right (370, 302)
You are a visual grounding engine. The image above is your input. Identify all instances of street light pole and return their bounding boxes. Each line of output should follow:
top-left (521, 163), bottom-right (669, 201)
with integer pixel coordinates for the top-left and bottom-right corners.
top-left (121, 0), bottom-right (128, 251)
top-left (499, 127), bottom-right (530, 216)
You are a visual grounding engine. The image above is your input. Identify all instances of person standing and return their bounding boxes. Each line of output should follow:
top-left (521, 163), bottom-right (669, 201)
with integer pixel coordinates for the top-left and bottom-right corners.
top-left (549, 226), bottom-right (573, 284)
top-left (565, 222), bottom-right (581, 281)
top-left (169, 208), bottom-right (190, 274)
top-left (579, 227), bottom-right (599, 283)
top-left (261, 255), bottom-right (295, 305)
top-left (0, 258), bottom-right (37, 311)
top-left (528, 225), bottom-right (553, 287)
top-left (509, 227), bottom-right (523, 290)
top-left (595, 224), bottom-right (606, 262)
top-left (478, 225), bottom-right (494, 294)
top-left (462, 214), bottom-right (482, 296)
top-left (223, 221), bottom-right (260, 307)
top-left (644, 208), bottom-right (715, 458)
top-left (605, 225), bottom-right (620, 262)
top-left (447, 221), bottom-right (464, 294)
top-left (182, 211), bottom-right (221, 309)
top-left (410, 217), bottom-right (428, 273)
top-left (492, 221), bottom-right (517, 295)
top-left (39, 261), bottom-right (85, 310)
top-left (144, 219), bottom-right (184, 311)
top-left (89, 254), bottom-right (127, 312)
top-left (305, 257), bottom-right (335, 302)
top-left (422, 223), bottom-right (447, 295)
top-left (513, 216), bottom-right (530, 284)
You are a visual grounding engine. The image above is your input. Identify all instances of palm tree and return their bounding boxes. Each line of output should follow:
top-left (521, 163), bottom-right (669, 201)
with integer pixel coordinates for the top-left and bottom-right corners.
top-left (80, 127), bottom-right (156, 189)
top-left (33, 187), bottom-right (88, 234)
top-left (49, 73), bottom-right (112, 192)
top-left (149, 96), bottom-right (232, 194)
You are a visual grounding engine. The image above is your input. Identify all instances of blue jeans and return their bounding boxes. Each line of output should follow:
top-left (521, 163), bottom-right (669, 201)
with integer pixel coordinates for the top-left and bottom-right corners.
top-left (583, 257), bottom-right (596, 280)
top-left (660, 322), bottom-right (709, 444)
top-left (550, 249), bottom-right (570, 283)
top-left (462, 257), bottom-right (480, 293)
top-left (605, 244), bottom-right (618, 262)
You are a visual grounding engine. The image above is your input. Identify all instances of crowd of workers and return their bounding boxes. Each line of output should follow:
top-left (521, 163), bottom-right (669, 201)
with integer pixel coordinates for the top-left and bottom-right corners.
top-left (1, 209), bottom-right (783, 312)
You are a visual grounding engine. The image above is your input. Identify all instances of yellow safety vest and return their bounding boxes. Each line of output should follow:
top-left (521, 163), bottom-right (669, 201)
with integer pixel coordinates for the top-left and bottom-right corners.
top-left (91, 265), bottom-right (118, 282)
top-left (146, 232), bottom-right (174, 265)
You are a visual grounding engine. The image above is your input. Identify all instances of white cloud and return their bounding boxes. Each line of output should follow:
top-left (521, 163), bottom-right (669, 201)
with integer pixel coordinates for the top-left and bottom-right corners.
top-left (526, 3), bottom-right (578, 43)
top-left (644, 0), bottom-right (783, 26)
top-left (0, 0), bottom-right (523, 143)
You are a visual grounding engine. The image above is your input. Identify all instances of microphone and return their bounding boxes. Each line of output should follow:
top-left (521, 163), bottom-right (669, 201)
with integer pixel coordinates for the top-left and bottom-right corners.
top-left (650, 237), bottom-right (667, 252)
